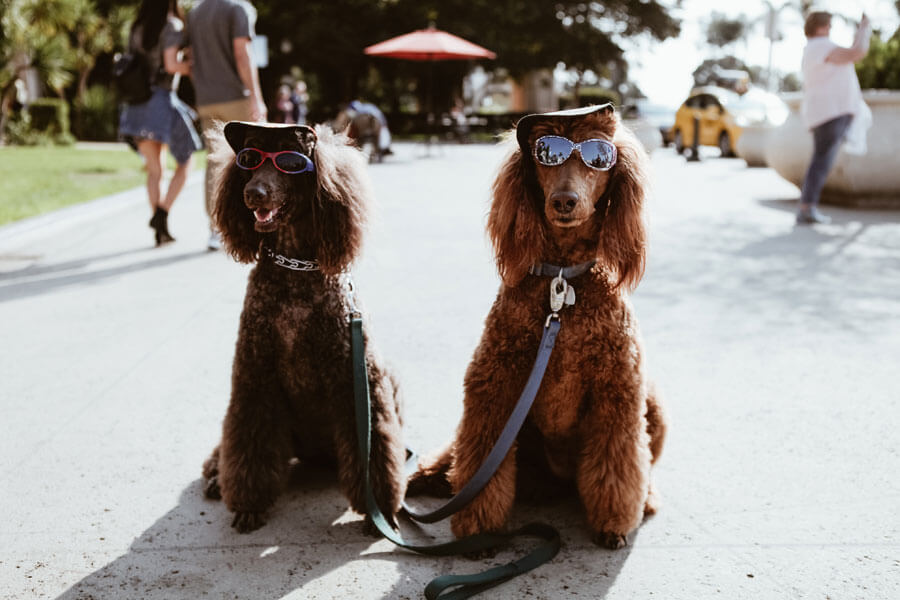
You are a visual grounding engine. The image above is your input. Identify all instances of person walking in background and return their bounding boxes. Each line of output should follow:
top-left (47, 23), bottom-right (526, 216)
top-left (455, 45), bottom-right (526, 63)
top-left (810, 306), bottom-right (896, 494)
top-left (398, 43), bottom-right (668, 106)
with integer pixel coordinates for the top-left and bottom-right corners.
top-left (291, 80), bottom-right (309, 125)
top-left (273, 84), bottom-right (295, 123)
top-left (118, 0), bottom-right (202, 247)
top-left (185, 0), bottom-right (266, 250)
top-left (797, 11), bottom-right (872, 225)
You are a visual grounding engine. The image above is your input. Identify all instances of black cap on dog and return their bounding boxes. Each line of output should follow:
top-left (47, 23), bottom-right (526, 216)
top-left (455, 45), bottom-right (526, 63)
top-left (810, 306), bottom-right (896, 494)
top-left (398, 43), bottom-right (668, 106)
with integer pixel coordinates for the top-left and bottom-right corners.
top-left (515, 103), bottom-right (614, 156)
top-left (223, 121), bottom-right (316, 153)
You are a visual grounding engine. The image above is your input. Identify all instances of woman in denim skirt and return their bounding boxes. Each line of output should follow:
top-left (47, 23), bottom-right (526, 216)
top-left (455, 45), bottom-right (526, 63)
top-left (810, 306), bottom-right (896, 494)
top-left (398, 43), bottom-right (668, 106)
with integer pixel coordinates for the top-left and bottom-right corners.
top-left (119, 0), bottom-right (202, 246)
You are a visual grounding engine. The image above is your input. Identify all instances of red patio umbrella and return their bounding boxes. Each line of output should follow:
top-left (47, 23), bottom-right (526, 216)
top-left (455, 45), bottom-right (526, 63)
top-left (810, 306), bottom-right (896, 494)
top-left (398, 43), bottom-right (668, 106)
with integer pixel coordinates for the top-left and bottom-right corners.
top-left (364, 27), bottom-right (495, 147)
top-left (364, 26), bottom-right (496, 61)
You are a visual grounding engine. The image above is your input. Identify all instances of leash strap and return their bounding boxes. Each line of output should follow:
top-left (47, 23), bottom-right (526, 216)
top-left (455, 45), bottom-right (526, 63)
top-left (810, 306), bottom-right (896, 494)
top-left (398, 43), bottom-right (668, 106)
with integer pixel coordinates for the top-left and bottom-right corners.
top-left (351, 317), bottom-right (561, 599)
top-left (401, 319), bottom-right (561, 523)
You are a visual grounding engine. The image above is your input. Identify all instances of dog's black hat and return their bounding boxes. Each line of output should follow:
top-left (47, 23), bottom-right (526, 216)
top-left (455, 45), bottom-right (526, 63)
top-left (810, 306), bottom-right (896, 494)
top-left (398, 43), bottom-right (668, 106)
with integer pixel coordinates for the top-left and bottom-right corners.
top-left (223, 121), bottom-right (317, 153)
top-left (515, 103), bottom-right (614, 156)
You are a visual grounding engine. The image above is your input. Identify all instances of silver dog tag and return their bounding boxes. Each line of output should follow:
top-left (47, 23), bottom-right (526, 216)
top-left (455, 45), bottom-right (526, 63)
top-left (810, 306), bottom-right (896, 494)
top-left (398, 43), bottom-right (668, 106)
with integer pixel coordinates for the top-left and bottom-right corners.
top-left (549, 277), bottom-right (567, 312)
top-left (564, 285), bottom-right (576, 306)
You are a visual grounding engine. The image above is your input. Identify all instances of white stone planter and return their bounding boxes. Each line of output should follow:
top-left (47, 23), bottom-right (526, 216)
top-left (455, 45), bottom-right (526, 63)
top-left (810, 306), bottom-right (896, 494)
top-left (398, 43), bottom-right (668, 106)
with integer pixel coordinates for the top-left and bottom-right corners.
top-left (623, 118), bottom-right (662, 154)
top-left (764, 90), bottom-right (900, 208)
top-left (735, 124), bottom-right (772, 167)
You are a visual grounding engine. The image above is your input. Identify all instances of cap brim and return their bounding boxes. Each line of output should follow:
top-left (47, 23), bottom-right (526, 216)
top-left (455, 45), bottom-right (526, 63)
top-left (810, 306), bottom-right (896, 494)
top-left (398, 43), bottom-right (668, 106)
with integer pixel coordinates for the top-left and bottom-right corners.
top-left (515, 103), bottom-right (614, 155)
top-left (223, 121), bottom-right (316, 153)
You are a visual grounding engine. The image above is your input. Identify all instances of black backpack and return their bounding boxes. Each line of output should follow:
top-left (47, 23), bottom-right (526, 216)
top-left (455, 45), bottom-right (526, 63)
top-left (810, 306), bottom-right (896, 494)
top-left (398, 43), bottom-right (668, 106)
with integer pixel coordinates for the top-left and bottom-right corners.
top-left (112, 50), bottom-right (153, 105)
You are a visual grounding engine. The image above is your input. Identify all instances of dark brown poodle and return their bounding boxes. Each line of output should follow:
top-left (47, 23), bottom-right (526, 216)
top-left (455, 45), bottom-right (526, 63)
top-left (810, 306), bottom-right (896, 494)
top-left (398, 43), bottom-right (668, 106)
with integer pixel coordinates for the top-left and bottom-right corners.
top-left (410, 105), bottom-right (666, 549)
top-left (202, 121), bottom-right (405, 533)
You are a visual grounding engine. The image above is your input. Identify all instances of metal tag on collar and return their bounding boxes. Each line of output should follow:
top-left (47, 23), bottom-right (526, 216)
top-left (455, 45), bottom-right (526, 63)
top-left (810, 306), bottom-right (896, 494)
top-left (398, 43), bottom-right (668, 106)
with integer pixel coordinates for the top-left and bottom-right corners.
top-left (550, 270), bottom-right (568, 312)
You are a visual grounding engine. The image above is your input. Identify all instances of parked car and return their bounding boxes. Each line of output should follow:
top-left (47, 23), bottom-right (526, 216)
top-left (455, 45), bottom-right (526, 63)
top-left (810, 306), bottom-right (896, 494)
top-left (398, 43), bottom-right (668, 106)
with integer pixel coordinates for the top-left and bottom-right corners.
top-left (670, 86), bottom-right (789, 157)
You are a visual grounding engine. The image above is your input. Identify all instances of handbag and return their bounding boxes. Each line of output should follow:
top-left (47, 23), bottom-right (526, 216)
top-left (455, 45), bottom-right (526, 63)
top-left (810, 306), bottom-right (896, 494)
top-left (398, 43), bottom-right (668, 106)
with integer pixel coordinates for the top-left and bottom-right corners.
top-left (112, 50), bottom-right (153, 105)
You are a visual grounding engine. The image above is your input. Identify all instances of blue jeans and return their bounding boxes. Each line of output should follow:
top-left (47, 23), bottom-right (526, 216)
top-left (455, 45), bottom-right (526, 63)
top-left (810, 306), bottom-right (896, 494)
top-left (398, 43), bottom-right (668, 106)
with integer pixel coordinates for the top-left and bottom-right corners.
top-left (799, 113), bottom-right (853, 208)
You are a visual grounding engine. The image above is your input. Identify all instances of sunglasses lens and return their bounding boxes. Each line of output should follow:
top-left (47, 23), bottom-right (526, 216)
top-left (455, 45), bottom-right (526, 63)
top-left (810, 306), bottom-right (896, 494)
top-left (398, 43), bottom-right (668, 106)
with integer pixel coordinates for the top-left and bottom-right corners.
top-left (534, 136), bottom-right (572, 166)
top-left (236, 149), bottom-right (263, 169)
top-left (580, 141), bottom-right (616, 170)
top-left (274, 152), bottom-right (311, 173)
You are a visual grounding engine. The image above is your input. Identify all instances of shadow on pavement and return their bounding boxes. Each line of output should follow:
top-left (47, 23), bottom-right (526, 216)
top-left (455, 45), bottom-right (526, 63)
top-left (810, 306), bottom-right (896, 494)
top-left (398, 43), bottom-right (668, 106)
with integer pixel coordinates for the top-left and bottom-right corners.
top-left (0, 247), bottom-right (149, 279)
top-left (649, 201), bottom-right (900, 337)
top-left (759, 198), bottom-right (900, 225)
top-left (55, 462), bottom-right (635, 599)
top-left (0, 249), bottom-right (212, 303)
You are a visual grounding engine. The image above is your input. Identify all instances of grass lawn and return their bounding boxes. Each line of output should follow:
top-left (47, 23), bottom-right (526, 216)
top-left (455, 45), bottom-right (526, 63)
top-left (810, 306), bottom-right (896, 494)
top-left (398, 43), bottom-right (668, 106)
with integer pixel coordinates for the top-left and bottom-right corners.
top-left (0, 145), bottom-right (206, 226)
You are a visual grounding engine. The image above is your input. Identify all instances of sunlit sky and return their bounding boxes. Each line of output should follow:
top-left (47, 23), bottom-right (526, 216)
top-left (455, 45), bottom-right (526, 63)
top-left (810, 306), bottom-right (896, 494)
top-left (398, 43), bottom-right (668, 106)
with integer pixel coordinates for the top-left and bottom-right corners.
top-left (626, 0), bottom-right (900, 107)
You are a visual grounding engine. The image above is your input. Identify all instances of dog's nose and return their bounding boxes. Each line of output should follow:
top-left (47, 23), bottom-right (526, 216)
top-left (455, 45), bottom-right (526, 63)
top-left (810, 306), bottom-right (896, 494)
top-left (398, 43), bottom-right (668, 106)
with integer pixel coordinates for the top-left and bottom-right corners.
top-left (550, 191), bottom-right (578, 214)
top-left (244, 184), bottom-right (268, 205)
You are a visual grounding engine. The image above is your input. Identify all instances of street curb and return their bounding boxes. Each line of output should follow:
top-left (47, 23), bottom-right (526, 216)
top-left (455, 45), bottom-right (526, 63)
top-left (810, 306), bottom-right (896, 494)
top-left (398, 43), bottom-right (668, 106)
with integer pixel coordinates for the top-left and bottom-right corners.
top-left (0, 171), bottom-right (204, 252)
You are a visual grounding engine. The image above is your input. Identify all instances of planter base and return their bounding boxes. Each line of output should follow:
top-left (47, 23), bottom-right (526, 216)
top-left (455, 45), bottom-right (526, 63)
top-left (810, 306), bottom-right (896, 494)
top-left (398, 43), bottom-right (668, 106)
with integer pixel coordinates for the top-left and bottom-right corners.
top-left (765, 90), bottom-right (900, 210)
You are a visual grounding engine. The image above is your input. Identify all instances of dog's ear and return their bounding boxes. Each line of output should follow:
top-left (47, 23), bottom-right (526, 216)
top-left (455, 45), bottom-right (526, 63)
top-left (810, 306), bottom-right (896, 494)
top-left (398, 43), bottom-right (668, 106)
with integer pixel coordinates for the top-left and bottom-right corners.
top-left (597, 123), bottom-right (649, 291)
top-left (308, 125), bottom-right (368, 275)
top-left (209, 126), bottom-right (261, 263)
top-left (488, 139), bottom-right (547, 287)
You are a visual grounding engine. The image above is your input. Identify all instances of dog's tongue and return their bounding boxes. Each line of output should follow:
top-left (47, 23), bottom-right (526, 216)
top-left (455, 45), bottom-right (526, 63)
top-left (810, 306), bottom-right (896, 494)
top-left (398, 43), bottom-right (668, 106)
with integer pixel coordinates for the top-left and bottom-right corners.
top-left (254, 207), bottom-right (279, 223)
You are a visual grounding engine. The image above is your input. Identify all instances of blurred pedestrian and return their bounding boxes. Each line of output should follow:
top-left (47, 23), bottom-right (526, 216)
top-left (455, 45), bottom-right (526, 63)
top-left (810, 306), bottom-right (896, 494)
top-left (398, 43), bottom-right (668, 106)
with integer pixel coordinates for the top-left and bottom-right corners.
top-left (118, 0), bottom-right (202, 247)
top-left (797, 11), bottom-right (872, 225)
top-left (291, 80), bottom-right (309, 125)
top-left (185, 0), bottom-right (267, 250)
top-left (273, 84), bottom-right (295, 123)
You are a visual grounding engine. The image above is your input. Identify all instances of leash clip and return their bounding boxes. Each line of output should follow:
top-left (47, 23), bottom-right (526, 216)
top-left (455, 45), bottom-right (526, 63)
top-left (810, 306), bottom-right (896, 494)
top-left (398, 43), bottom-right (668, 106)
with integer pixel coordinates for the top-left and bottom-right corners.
top-left (549, 270), bottom-right (567, 313)
top-left (343, 271), bottom-right (362, 320)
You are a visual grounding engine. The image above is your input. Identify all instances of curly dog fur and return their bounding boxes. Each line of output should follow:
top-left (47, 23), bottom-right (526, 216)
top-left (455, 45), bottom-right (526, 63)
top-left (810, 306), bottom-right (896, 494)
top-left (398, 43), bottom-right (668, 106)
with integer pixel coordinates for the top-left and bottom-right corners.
top-left (409, 106), bottom-right (666, 549)
top-left (202, 123), bottom-right (405, 533)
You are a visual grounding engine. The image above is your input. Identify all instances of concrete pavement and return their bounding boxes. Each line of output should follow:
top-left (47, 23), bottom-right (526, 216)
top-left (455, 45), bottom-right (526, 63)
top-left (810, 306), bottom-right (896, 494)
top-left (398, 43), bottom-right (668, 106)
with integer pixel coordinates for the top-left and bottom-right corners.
top-left (1, 141), bottom-right (899, 599)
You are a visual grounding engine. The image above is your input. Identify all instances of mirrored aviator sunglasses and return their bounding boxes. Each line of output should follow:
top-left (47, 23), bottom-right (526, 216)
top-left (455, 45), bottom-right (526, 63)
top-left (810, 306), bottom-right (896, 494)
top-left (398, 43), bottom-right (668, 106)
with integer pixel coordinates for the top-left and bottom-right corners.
top-left (235, 148), bottom-right (315, 174)
top-left (533, 135), bottom-right (617, 171)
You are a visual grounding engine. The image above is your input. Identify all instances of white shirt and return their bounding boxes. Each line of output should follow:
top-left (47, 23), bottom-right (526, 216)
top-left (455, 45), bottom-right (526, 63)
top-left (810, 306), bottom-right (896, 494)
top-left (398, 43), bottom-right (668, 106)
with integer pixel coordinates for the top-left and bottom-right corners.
top-left (801, 36), bottom-right (864, 129)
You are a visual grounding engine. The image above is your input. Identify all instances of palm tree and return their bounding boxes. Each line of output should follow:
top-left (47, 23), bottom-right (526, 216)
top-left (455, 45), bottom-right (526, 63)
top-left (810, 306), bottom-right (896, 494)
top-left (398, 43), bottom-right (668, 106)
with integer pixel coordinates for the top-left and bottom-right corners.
top-left (0, 0), bottom-right (80, 143)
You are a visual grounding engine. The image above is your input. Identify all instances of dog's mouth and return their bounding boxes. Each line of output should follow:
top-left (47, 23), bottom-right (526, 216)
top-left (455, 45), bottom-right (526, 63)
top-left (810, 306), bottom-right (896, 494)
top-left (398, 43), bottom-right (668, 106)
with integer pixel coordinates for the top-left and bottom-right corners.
top-left (549, 213), bottom-right (587, 228)
top-left (552, 215), bottom-right (577, 226)
top-left (252, 206), bottom-right (281, 232)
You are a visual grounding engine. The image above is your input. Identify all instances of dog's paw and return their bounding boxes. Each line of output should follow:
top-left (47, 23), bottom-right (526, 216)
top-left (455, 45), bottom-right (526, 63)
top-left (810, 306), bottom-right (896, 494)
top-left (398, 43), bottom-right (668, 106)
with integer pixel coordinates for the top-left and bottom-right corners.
top-left (203, 476), bottom-right (222, 500)
top-left (361, 512), bottom-right (398, 537)
top-left (643, 485), bottom-right (662, 518)
top-left (231, 510), bottom-right (266, 533)
top-left (592, 531), bottom-right (627, 550)
top-left (361, 515), bottom-right (381, 538)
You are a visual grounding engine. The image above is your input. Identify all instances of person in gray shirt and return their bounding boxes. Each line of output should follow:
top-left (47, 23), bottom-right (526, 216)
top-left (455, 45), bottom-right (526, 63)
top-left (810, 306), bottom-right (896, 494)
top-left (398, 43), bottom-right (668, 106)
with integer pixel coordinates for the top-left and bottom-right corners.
top-left (185, 0), bottom-right (267, 250)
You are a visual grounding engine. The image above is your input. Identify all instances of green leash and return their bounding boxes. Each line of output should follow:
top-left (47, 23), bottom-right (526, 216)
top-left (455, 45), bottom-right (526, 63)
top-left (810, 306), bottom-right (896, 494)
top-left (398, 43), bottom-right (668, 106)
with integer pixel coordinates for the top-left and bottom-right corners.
top-left (351, 317), bottom-right (561, 599)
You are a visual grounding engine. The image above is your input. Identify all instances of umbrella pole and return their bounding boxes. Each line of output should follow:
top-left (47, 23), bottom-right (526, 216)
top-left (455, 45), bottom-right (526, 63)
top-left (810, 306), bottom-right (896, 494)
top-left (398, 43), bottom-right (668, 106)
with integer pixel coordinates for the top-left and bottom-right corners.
top-left (425, 59), bottom-right (435, 156)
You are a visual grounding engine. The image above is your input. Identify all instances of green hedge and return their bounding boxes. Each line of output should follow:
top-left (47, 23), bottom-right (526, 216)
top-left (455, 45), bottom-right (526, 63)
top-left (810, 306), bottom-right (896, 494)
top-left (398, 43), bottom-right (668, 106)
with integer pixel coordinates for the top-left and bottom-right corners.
top-left (856, 32), bottom-right (900, 90)
top-left (73, 85), bottom-right (119, 141)
top-left (4, 98), bottom-right (74, 146)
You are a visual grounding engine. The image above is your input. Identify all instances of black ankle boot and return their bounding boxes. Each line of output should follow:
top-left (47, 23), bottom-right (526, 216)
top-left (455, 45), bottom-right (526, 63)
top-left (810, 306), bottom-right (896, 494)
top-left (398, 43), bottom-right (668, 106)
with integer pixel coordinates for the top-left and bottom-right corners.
top-left (149, 206), bottom-right (165, 230)
top-left (152, 208), bottom-right (175, 246)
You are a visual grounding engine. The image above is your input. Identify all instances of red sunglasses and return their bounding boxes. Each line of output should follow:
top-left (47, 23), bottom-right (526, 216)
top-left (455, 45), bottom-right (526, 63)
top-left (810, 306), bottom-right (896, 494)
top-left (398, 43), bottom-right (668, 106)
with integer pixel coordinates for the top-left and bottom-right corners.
top-left (235, 148), bottom-right (315, 174)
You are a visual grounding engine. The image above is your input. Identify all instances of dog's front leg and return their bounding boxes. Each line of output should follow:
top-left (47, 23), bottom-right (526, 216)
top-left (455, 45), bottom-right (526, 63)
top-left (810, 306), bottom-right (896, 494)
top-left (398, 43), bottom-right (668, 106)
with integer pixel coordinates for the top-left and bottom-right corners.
top-left (333, 362), bottom-right (406, 532)
top-left (448, 347), bottom-right (528, 540)
top-left (576, 382), bottom-right (652, 549)
top-left (217, 342), bottom-right (292, 533)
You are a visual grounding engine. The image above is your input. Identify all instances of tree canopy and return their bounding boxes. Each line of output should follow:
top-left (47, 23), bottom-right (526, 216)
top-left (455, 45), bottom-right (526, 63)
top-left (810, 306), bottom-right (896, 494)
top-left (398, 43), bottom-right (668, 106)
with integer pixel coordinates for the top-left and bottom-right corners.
top-left (2, 0), bottom-right (682, 140)
top-left (257, 0), bottom-right (681, 115)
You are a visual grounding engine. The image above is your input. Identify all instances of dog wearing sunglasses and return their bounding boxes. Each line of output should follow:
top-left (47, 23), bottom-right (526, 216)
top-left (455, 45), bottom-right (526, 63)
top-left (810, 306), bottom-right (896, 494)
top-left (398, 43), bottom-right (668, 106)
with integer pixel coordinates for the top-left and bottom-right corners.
top-left (201, 121), bottom-right (406, 533)
top-left (409, 104), bottom-right (666, 549)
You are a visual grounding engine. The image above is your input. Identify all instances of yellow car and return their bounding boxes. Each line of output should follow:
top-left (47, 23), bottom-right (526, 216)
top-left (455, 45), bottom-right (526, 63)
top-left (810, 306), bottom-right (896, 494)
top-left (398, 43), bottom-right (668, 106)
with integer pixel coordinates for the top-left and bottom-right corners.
top-left (670, 86), bottom-right (742, 156)
top-left (670, 86), bottom-right (790, 157)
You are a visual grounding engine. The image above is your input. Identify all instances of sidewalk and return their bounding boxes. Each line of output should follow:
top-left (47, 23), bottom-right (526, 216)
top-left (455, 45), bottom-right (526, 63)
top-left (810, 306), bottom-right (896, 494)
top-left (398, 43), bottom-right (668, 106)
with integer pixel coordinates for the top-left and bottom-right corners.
top-left (1, 142), bottom-right (898, 599)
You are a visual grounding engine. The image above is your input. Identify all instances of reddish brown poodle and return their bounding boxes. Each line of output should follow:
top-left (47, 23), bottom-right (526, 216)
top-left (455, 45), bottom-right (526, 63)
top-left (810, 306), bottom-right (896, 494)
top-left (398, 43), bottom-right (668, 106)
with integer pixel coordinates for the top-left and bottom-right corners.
top-left (201, 121), bottom-right (405, 533)
top-left (410, 104), bottom-right (666, 549)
